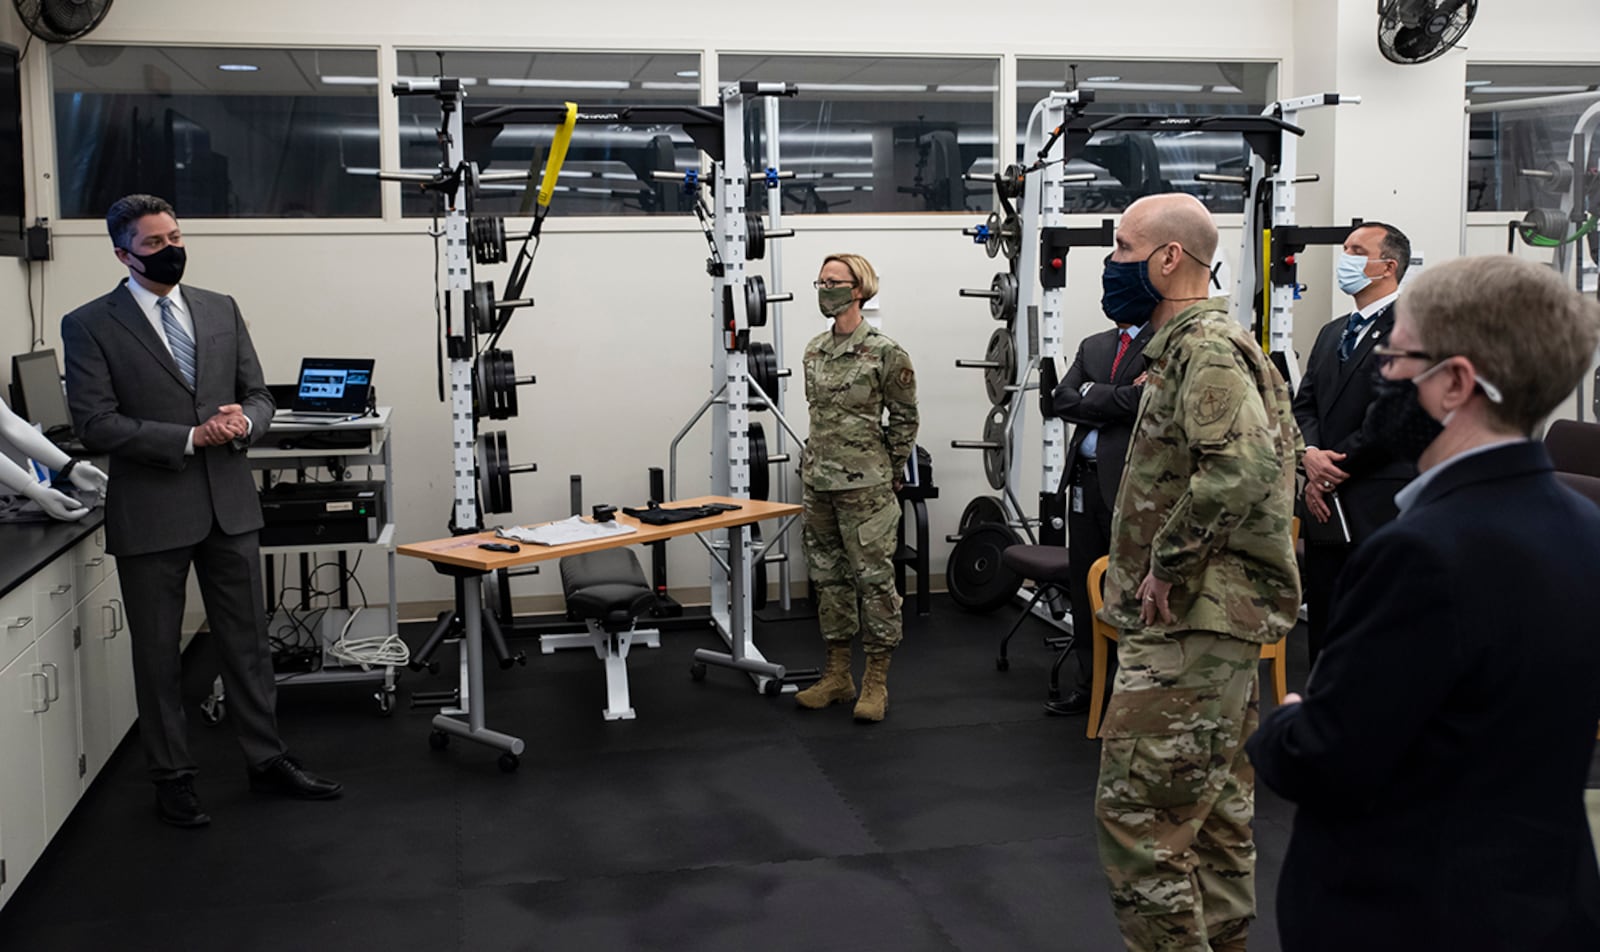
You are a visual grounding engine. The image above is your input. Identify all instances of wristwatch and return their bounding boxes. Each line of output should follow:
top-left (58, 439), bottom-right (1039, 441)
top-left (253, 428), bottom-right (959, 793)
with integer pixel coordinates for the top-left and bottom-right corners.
top-left (1079, 381), bottom-right (1094, 397)
top-left (57, 458), bottom-right (84, 481)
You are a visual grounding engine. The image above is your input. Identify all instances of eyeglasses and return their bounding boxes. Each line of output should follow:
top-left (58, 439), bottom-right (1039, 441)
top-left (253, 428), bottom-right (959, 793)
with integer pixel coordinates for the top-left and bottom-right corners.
top-left (1370, 345), bottom-right (1433, 369)
top-left (812, 279), bottom-right (856, 290)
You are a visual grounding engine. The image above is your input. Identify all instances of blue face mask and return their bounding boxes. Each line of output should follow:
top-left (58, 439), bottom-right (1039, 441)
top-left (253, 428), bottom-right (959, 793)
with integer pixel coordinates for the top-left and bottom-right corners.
top-left (1336, 252), bottom-right (1376, 296)
top-left (1101, 252), bottom-right (1164, 324)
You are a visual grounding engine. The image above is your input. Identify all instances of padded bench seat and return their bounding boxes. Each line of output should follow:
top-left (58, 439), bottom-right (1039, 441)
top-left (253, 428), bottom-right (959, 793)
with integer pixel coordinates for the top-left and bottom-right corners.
top-left (545, 548), bottom-right (660, 720)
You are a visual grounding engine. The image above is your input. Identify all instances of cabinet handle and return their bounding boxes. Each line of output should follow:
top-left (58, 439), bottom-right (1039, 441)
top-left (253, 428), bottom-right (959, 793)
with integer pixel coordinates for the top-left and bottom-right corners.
top-left (111, 599), bottom-right (125, 634)
top-left (29, 670), bottom-right (48, 712)
top-left (83, 556), bottom-right (105, 568)
top-left (6, 615), bottom-right (31, 630)
top-left (102, 604), bottom-right (118, 640)
top-left (48, 584), bottom-right (72, 597)
top-left (41, 661), bottom-right (60, 702)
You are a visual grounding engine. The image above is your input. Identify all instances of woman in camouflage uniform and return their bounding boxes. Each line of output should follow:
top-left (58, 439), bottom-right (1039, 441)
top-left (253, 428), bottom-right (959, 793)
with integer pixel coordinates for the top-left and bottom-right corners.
top-left (793, 253), bottom-right (918, 722)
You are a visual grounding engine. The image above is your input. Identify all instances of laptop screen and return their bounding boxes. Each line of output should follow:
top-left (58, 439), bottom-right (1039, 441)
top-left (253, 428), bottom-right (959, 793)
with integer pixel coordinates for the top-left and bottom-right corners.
top-left (10, 349), bottom-right (73, 436)
top-left (291, 358), bottom-right (375, 414)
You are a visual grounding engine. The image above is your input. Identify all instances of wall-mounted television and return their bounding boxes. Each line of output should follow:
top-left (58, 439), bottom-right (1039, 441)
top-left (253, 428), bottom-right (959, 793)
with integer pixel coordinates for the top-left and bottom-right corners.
top-left (0, 43), bottom-right (25, 258)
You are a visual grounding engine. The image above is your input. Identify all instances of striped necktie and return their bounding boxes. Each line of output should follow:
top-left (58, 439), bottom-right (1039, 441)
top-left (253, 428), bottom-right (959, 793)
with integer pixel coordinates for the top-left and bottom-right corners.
top-left (158, 296), bottom-right (196, 388)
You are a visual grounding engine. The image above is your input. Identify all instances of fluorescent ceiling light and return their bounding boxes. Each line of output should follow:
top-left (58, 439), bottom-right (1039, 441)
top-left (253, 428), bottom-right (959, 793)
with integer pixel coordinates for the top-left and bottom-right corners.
top-left (799, 83), bottom-right (929, 93)
top-left (640, 81), bottom-right (701, 90)
top-left (1475, 84), bottom-right (1594, 94)
top-left (1210, 84), bottom-right (1242, 94)
top-left (1086, 75), bottom-right (1121, 82)
top-left (936, 84), bottom-right (997, 93)
top-left (217, 64), bottom-right (258, 72)
top-left (676, 69), bottom-right (699, 78)
top-left (1018, 80), bottom-right (1064, 89)
top-left (487, 78), bottom-right (630, 90)
top-left (1463, 79), bottom-right (1492, 87)
top-left (396, 75), bottom-right (478, 86)
top-left (1082, 81), bottom-right (1205, 92)
top-left (320, 75), bottom-right (380, 86)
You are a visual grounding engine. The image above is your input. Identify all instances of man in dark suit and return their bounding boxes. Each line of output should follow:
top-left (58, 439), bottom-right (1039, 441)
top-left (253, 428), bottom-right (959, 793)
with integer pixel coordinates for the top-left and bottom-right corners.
top-left (1248, 254), bottom-right (1600, 951)
top-left (1044, 319), bottom-right (1151, 714)
top-left (1292, 221), bottom-right (1416, 667)
top-left (62, 194), bottom-right (341, 828)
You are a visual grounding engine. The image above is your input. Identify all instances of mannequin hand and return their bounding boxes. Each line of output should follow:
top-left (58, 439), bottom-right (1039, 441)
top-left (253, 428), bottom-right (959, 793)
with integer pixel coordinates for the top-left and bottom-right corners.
top-left (67, 461), bottom-right (108, 495)
top-left (29, 486), bottom-right (89, 522)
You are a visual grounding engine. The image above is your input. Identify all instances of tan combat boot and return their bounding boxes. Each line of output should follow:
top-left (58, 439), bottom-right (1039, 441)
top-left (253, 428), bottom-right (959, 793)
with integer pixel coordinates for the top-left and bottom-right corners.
top-left (794, 646), bottom-right (855, 709)
top-left (853, 653), bottom-right (891, 722)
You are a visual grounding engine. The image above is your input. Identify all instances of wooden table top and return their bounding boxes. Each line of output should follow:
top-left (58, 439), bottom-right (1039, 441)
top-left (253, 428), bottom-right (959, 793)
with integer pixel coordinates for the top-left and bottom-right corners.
top-left (397, 495), bottom-right (802, 573)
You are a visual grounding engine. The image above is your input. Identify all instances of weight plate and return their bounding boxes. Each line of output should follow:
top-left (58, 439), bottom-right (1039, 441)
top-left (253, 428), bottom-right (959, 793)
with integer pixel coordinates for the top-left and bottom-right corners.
top-left (958, 495), bottom-right (1008, 533)
top-left (499, 350), bottom-right (520, 418)
top-left (989, 272), bottom-right (1018, 324)
top-left (745, 275), bottom-right (769, 328)
top-left (983, 211), bottom-right (1002, 258)
top-left (982, 405), bottom-right (1010, 491)
top-left (476, 433), bottom-right (494, 513)
top-left (998, 163), bottom-right (1027, 201)
top-left (748, 422), bottom-right (770, 501)
top-left (472, 280), bottom-right (496, 334)
top-left (945, 523), bottom-right (1022, 613)
top-left (983, 328), bottom-right (1016, 407)
top-left (999, 214), bottom-right (1023, 261)
top-left (746, 212), bottom-right (767, 261)
top-left (496, 431), bottom-right (512, 514)
top-left (751, 524), bottom-right (768, 611)
top-left (748, 341), bottom-right (777, 410)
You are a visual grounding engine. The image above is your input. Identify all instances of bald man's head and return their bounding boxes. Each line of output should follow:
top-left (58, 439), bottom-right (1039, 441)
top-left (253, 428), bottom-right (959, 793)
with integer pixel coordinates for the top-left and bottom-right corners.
top-left (1123, 193), bottom-right (1218, 262)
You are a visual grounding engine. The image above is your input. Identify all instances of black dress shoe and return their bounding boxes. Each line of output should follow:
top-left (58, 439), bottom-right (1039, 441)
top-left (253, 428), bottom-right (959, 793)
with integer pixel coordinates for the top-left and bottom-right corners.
top-left (248, 754), bottom-right (343, 800)
top-left (1044, 689), bottom-right (1092, 716)
top-left (155, 777), bottom-right (211, 828)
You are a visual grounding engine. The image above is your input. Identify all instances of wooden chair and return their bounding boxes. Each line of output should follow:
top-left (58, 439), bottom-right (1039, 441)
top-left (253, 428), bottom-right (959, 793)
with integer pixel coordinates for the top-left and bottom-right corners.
top-left (1084, 551), bottom-right (1293, 739)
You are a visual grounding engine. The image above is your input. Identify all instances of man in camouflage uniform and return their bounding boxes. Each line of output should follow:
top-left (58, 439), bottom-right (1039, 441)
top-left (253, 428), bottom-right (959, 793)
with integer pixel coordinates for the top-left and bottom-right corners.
top-left (1093, 195), bottom-right (1301, 952)
top-left (794, 253), bottom-right (918, 722)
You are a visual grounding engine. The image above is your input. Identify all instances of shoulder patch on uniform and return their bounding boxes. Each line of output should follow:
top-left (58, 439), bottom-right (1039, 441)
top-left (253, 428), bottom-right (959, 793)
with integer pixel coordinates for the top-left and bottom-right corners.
top-left (897, 367), bottom-right (914, 387)
top-left (1191, 385), bottom-right (1232, 426)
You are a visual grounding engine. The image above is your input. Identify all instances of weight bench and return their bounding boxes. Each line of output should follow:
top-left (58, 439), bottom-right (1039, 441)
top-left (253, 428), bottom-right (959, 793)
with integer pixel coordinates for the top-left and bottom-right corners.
top-left (543, 547), bottom-right (660, 720)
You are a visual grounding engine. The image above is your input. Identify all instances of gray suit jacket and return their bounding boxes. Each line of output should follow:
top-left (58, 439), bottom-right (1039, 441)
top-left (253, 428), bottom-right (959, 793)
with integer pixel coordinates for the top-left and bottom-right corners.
top-left (61, 281), bottom-right (274, 557)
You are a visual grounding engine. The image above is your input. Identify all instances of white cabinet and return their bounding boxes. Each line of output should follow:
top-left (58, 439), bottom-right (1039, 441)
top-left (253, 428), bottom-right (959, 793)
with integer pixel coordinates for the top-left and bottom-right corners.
top-left (0, 530), bottom-right (127, 912)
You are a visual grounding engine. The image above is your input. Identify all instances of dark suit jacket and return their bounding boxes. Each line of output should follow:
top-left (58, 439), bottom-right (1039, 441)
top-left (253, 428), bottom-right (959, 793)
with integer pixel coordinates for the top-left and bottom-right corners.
top-left (1247, 442), bottom-right (1600, 952)
top-left (1291, 303), bottom-right (1415, 543)
top-left (61, 281), bottom-right (274, 557)
top-left (1051, 324), bottom-right (1152, 507)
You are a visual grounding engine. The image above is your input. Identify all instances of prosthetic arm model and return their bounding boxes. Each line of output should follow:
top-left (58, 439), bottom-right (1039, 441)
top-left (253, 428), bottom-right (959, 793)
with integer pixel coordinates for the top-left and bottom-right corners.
top-left (0, 401), bottom-right (108, 521)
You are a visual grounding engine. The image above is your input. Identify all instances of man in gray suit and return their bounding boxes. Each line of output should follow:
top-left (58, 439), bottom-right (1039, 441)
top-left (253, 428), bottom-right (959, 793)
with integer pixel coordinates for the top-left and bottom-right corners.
top-left (62, 194), bottom-right (341, 828)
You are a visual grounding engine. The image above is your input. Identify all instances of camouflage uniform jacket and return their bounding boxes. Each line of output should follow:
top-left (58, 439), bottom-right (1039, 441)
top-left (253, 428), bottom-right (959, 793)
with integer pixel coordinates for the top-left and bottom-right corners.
top-left (800, 320), bottom-right (919, 491)
top-left (1101, 297), bottom-right (1301, 644)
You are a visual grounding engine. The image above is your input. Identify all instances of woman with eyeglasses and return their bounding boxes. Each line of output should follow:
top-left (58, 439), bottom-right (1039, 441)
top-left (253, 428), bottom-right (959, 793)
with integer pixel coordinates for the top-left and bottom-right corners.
top-left (793, 253), bottom-right (918, 722)
top-left (1247, 254), bottom-right (1600, 951)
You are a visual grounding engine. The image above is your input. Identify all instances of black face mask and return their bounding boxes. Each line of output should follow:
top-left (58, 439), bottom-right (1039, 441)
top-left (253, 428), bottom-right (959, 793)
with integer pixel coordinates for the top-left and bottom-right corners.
top-left (1368, 375), bottom-right (1443, 464)
top-left (125, 244), bottom-right (186, 286)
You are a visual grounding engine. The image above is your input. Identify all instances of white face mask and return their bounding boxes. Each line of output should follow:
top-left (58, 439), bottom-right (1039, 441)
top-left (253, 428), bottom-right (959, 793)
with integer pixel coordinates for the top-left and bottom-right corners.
top-left (1336, 252), bottom-right (1377, 296)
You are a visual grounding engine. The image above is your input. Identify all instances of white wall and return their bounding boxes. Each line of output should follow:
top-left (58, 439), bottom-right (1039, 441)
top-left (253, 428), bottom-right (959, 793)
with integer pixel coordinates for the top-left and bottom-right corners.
top-left (5, 1), bottom-right (1598, 612)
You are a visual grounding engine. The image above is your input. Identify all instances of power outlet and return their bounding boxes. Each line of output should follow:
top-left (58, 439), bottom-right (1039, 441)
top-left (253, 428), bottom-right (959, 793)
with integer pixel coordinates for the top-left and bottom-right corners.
top-left (25, 217), bottom-right (50, 261)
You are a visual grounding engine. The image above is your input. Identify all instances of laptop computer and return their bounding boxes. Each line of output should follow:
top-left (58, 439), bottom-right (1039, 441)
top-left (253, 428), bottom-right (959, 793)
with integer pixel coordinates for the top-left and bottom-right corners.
top-left (9, 348), bottom-right (85, 453)
top-left (273, 357), bottom-right (376, 424)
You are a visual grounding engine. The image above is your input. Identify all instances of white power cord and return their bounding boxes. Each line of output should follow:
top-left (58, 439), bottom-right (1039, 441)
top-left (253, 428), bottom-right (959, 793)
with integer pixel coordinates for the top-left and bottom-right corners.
top-left (326, 607), bottom-right (411, 670)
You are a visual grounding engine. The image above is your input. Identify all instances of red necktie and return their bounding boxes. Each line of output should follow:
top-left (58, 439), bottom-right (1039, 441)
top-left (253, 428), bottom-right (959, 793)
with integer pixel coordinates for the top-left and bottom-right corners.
top-left (1110, 329), bottom-right (1132, 380)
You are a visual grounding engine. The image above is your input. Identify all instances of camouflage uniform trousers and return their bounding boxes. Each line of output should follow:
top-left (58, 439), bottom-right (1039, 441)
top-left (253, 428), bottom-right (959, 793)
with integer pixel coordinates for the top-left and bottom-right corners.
top-left (1095, 627), bottom-right (1262, 952)
top-left (801, 482), bottom-right (903, 654)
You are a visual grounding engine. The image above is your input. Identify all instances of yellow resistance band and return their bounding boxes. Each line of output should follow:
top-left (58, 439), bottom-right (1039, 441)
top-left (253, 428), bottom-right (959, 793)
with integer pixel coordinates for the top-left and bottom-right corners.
top-left (1260, 227), bottom-right (1273, 353)
top-left (537, 102), bottom-right (578, 209)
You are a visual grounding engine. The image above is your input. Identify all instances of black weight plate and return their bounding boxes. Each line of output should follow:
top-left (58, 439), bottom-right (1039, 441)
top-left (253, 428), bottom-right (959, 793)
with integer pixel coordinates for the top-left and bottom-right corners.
top-left (746, 212), bottom-right (766, 261)
top-left (982, 405), bottom-right (1010, 491)
top-left (998, 163), bottom-right (1026, 200)
top-left (748, 422), bottom-right (770, 501)
top-left (748, 341), bottom-right (776, 410)
top-left (476, 433), bottom-right (494, 513)
top-left (946, 523), bottom-right (1022, 613)
top-left (745, 275), bottom-right (769, 328)
top-left (983, 328), bottom-right (1015, 406)
top-left (751, 524), bottom-right (767, 610)
top-left (958, 495), bottom-right (1008, 533)
top-left (495, 431), bottom-right (512, 513)
top-left (499, 350), bottom-right (519, 419)
top-left (983, 210), bottom-right (1002, 258)
top-left (990, 271), bottom-right (1018, 324)
top-left (472, 280), bottom-right (496, 334)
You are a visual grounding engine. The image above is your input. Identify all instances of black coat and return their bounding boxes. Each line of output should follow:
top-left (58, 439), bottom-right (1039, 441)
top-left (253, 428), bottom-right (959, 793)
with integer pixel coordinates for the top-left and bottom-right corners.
top-left (1247, 441), bottom-right (1600, 952)
top-left (1291, 303), bottom-right (1416, 543)
top-left (1052, 323), bottom-right (1152, 508)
